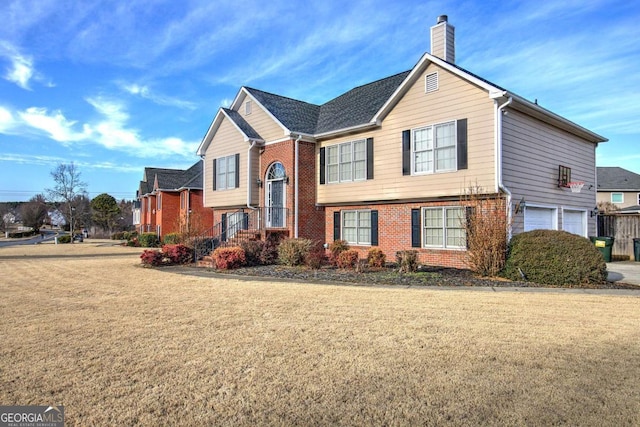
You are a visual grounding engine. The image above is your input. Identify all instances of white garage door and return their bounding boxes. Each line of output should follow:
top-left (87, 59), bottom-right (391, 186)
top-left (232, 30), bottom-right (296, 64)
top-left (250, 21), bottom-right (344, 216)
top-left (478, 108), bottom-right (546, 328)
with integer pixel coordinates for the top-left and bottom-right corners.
top-left (563, 210), bottom-right (586, 237)
top-left (524, 207), bottom-right (555, 231)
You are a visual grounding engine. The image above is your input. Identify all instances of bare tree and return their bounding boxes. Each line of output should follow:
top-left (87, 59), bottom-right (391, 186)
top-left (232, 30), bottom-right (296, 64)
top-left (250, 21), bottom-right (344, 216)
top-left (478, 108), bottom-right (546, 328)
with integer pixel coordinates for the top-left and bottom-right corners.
top-left (21, 194), bottom-right (49, 232)
top-left (46, 163), bottom-right (87, 241)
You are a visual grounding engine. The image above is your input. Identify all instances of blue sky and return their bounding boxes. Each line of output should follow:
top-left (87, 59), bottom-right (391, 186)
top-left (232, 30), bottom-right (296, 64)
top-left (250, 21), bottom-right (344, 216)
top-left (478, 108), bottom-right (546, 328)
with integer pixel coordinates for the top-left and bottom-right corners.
top-left (1, 0), bottom-right (638, 202)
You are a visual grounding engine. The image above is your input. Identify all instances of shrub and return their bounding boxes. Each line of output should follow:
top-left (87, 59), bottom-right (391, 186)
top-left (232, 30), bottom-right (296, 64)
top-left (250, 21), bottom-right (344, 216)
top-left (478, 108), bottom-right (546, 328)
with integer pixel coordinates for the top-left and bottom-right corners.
top-left (139, 232), bottom-right (161, 248)
top-left (140, 249), bottom-right (163, 266)
top-left (163, 233), bottom-right (181, 245)
top-left (126, 238), bottom-right (140, 247)
top-left (501, 230), bottom-right (607, 286)
top-left (396, 250), bottom-right (418, 273)
top-left (305, 241), bottom-right (327, 269)
top-left (367, 248), bottom-right (386, 268)
top-left (111, 231), bottom-right (125, 240)
top-left (336, 249), bottom-right (359, 269)
top-left (462, 187), bottom-right (509, 277)
top-left (162, 244), bottom-right (193, 265)
top-left (57, 235), bottom-right (71, 244)
top-left (260, 233), bottom-right (283, 265)
top-left (240, 240), bottom-right (265, 266)
top-left (123, 231), bottom-right (138, 241)
top-left (212, 247), bottom-right (246, 270)
top-left (278, 238), bottom-right (313, 266)
top-left (328, 240), bottom-right (350, 265)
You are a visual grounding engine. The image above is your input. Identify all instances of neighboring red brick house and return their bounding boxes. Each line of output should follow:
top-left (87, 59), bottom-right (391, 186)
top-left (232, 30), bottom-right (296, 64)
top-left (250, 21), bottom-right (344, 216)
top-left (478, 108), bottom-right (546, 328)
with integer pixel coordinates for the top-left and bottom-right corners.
top-left (136, 161), bottom-right (213, 239)
top-left (195, 16), bottom-right (606, 268)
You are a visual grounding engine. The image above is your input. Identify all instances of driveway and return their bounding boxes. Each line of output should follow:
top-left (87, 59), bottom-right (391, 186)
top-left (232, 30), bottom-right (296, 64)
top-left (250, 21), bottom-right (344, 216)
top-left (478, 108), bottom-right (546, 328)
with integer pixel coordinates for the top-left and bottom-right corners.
top-left (607, 261), bottom-right (640, 286)
top-left (0, 230), bottom-right (58, 247)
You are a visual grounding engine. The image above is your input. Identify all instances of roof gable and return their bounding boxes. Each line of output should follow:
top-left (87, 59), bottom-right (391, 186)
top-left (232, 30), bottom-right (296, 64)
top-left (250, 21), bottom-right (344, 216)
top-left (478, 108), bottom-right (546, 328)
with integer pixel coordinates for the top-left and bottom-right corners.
top-left (199, 50), bottom-right (606, 148)
top-left (196, 107), bottom-right (264, 156)
top-left (139, 162), bottom-right (204, 196)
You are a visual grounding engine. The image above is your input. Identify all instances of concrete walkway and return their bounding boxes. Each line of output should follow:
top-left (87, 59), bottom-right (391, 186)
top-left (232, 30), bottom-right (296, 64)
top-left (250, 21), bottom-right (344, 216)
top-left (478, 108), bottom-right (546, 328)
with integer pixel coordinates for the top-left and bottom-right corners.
top-left (607, 261), bottom-right (640, 285)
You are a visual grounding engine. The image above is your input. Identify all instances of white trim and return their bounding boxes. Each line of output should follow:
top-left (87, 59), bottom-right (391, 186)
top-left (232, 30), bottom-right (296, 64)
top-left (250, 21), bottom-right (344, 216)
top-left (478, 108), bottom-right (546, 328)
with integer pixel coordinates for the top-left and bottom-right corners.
top-left (561, 208), bottom-right (588, 237)
top-left (421, 206), bottom-right (466, 250)
top-left (341, 209), bottom-right (372, 246)
top-left (523, 204), bottom-right (558, 231)
top-left (314, 122), bottom-right (378, 139)
top-left (231, 88), bottom-right (290, 135)
top-left (611, 192), bottom-right (624, 203)
top-left (410, 119), bottom-right (457, 175)
top-left (425, 71), bottom-right (438, 93)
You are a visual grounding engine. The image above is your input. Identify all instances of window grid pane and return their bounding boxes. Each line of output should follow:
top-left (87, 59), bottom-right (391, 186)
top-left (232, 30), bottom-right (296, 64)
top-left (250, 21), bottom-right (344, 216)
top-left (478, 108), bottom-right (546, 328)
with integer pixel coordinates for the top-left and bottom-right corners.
top-left (423, 207), bottom-right (466, 248)
top-left (342, 210), bottom-right (371, 245)
top-left (326, 140), bottom-right (369, 183)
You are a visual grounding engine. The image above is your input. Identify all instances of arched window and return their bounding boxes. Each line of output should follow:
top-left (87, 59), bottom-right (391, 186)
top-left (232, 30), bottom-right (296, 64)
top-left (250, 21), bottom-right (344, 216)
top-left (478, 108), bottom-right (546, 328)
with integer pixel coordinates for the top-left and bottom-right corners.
top-left (267, 162), bottom-right (286, 180)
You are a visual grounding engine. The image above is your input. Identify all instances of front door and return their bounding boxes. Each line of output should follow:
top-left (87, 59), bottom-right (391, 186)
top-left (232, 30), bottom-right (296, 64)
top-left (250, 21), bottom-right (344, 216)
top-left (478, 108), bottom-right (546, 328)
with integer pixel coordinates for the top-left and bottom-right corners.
top-left (265, 162), bottom-right (286, 228)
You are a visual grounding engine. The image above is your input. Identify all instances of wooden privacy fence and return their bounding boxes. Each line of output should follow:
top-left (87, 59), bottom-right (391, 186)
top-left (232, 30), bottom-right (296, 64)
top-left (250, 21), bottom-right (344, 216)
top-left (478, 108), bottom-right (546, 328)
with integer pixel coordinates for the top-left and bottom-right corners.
top-left (597, 214), bottom-right (640, 260)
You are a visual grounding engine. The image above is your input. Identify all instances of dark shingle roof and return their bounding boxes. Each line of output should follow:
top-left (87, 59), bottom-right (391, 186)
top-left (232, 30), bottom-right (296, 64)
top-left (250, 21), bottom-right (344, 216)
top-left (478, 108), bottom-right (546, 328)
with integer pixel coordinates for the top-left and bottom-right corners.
top-left (139, 161), bottom-right (203, 195)
top-left (316, 71), bottom-right (411, 134)
top-left (597, 167), bottom-right (640, 190)
top-left (223, 108), bottom-right (262, 140)
top-left (245, 72), bottom-right (410, 135)
top-left (245, 88), bottom-right (320, 134)
top-left (181, 161), bottom-right (203, 189)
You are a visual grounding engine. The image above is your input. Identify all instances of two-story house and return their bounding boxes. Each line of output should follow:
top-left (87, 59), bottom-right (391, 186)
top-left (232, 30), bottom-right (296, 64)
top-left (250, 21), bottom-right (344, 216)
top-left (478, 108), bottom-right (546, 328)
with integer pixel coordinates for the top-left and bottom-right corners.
top-left (136, 161), bottom-right (214, 238)
top-left (597, 167), bottom-right (640, 214)
top-left (196, 15), bottom-right (606, 268)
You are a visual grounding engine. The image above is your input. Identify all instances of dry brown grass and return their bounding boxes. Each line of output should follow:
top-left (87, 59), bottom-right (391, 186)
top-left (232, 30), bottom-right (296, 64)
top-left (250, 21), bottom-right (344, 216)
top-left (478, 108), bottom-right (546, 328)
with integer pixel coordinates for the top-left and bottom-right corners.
top-left (1, 241), bottom-right (639, 426)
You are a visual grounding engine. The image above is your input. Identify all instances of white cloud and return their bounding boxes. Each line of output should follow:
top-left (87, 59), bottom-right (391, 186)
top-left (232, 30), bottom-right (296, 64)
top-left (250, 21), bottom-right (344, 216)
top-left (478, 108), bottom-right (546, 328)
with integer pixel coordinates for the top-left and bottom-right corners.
top-left (18, 107), bottom-right (90, 142)
top-left (0, 41), bottom-right (34, 89)
top-left (0, 152), bottom-right (141, 172)
top-left (121, 83), bottom-right (196, 110)
top-left (85, 96), bottom-right (198, 158)
top-left (0, 41), bottom-right (54, 89)
top-left (0, 98), bottom-right (197, 159)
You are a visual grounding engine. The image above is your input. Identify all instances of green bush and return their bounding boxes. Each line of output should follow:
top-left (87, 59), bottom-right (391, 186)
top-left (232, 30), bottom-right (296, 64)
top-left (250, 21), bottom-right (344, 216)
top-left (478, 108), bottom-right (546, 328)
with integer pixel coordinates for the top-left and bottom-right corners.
top-left (163, 233), bottom-right (181, 245)
top-left (396, 250), bottom-right (418, 273)
top-left (139, 232), bottom-right (161, 248)
top-left (278, 238), bottom-right (312, 266)
top-left (367, 248), bottom-right (386, 268)
top-left (8, 231), bottom-right (35, 238)
top-left (57, 235), bottom-right (71, 244)
top-left (501, 230), bottom-right (607, 286)
top-left (111, 231), bottom-right (125, 240)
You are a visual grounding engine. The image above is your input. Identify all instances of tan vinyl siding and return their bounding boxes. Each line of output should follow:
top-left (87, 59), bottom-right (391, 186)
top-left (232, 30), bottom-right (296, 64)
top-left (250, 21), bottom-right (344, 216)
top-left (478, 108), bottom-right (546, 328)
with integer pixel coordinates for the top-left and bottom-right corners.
top-left (431, 26), bottom-right (444, 60)
top-left (502, 110), bottom-right (597, 235)
top-left (238, 93), bottom-right (286, 142)
top-left (597, 191), bottom-right (640, 209)
top-left (317, 63), bottom-right (496, 205)
top-left (203, 118), bottom-right (247, 208)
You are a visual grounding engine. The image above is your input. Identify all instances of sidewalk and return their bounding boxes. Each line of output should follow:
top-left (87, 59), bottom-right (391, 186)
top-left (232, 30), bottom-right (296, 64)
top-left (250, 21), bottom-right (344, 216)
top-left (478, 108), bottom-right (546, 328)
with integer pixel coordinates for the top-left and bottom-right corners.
top-left (607, 261), bottom-right (640, 286)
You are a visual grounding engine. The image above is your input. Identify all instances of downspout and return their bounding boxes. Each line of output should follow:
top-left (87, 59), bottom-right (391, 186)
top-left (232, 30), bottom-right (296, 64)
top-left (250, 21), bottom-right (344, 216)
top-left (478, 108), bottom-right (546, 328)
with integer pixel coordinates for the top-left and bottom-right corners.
top-left (294, 134), bottom-right (302, 238)
top-left (495, 96), bottom-right (513, 238)
top-left (247, 140), bottom-right (257, 209)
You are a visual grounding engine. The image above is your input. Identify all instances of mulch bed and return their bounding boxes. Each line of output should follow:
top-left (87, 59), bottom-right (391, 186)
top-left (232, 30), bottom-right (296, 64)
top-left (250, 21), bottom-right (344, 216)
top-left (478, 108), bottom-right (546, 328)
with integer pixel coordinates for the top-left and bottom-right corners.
top-left (166, 264), bottom-right (640, 290)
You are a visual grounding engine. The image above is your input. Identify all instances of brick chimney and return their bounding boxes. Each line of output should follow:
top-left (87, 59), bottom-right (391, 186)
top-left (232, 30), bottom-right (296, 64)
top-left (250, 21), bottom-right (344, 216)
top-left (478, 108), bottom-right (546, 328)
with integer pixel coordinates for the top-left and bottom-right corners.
top-left (430, 15), bottom-right (455, 63)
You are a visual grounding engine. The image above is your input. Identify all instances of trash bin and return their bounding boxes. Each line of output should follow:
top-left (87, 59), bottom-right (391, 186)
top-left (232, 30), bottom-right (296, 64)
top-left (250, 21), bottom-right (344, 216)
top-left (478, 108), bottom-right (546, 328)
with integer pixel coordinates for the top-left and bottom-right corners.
top-left (634, 238), bottom-right (640, 262)
top-left (590, 236), bottom-right (614, 262)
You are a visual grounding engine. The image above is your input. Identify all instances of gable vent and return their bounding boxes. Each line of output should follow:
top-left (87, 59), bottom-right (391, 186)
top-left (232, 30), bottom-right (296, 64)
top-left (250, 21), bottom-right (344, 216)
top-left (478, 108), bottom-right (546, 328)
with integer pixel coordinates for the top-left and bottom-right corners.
top-left (425, 72), bottom-right (439, 93)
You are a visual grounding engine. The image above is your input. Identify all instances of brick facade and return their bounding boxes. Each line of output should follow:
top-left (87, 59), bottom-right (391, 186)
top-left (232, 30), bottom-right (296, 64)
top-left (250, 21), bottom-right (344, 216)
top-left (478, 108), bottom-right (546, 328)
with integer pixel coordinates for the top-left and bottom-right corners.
top-left (324, 200), bottom-right (484, 269)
